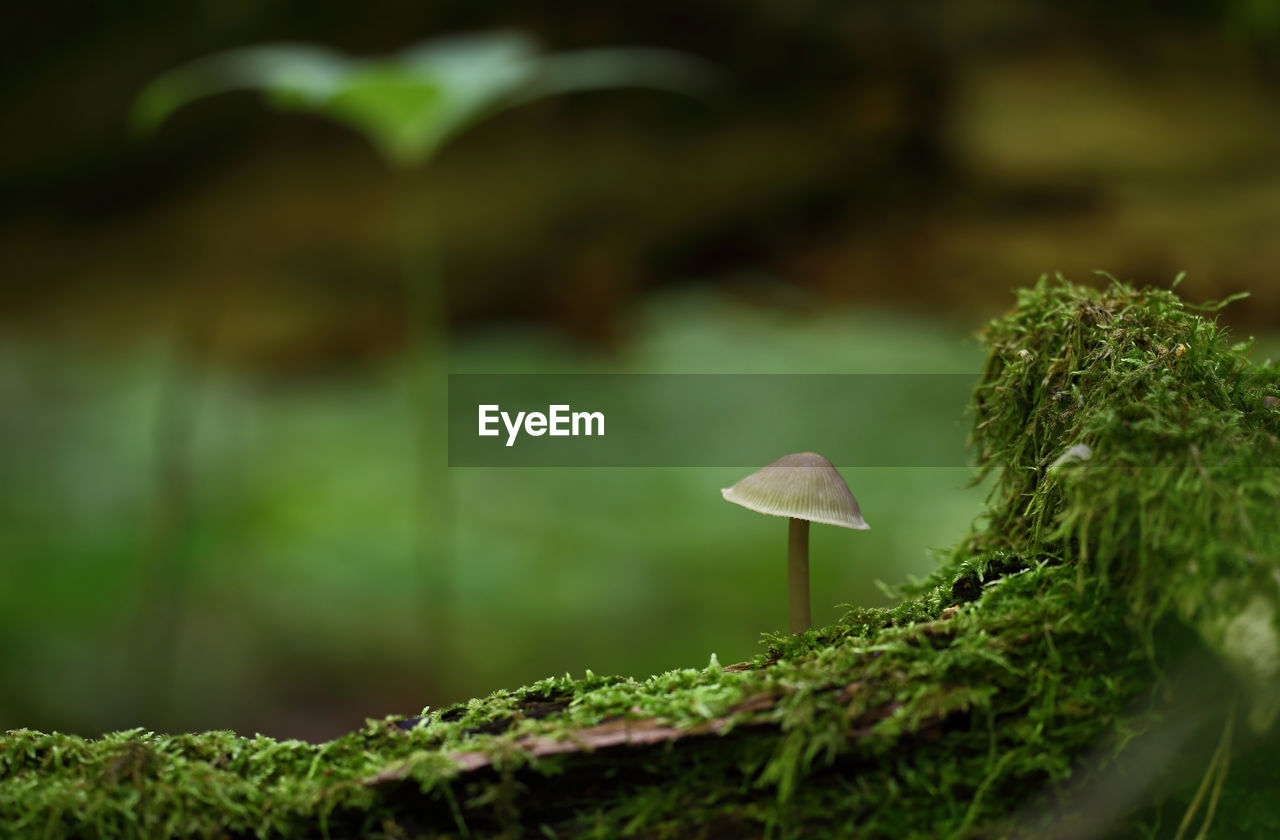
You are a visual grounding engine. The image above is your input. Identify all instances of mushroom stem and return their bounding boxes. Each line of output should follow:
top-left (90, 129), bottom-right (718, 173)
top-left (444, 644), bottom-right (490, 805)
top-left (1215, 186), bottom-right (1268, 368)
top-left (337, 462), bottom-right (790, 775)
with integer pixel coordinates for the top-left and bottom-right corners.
top-left (788, 517), bottom-right (811, 633)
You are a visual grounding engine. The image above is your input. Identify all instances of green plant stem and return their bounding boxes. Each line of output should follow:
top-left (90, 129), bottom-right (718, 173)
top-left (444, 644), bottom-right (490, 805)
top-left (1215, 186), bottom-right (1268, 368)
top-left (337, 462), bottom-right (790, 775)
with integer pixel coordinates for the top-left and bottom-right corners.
top-left (788, 517), bottom-right (811, 633)
top-left (132, 297), bottom-right (213, 727)
top-left (395, 179), bottom-right (454, 650)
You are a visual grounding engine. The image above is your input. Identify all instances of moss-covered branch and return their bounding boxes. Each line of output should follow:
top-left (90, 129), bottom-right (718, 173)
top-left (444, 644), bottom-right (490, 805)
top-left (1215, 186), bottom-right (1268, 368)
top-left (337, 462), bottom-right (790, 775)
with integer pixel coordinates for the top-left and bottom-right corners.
top-left (5, 276), bottom-right (1280, 838)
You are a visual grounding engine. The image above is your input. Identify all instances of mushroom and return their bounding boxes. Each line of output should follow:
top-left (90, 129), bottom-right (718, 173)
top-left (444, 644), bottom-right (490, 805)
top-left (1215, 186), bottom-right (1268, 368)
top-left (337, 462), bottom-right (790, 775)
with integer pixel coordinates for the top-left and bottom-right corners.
top-left (721, 452), bottom-right (869, 633)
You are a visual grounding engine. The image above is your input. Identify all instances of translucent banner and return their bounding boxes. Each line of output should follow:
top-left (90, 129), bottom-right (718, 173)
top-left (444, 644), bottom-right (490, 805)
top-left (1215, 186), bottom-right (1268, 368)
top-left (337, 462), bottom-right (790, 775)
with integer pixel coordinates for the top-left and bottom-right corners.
top-left (447, 374), bottom-right (978, 467)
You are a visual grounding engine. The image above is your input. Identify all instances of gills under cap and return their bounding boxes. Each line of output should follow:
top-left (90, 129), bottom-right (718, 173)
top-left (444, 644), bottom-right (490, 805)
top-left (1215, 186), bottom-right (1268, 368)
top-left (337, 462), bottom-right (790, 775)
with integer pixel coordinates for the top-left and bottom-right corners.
top-left (721, 452), bottom-right (869, 530)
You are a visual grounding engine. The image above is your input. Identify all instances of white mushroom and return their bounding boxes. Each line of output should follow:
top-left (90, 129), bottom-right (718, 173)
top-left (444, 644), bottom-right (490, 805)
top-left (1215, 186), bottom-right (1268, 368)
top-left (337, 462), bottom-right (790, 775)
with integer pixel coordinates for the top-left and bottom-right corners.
top-left (722, 452), bottom-right (868, 633)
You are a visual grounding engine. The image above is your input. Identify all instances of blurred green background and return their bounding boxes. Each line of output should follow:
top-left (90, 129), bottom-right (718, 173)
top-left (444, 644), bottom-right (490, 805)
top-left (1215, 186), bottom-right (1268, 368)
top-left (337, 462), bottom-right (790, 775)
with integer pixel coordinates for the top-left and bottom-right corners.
top-left (4, 1), bottom-right (1280, 741)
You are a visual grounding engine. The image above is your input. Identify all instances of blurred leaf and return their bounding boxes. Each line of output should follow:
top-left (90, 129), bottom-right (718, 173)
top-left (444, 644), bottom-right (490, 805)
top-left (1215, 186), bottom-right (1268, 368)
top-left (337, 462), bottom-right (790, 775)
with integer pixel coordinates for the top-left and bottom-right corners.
top-left (524, 47), bottom-right (722, 102)
top-left (305, 67), bottom-right (446, 164)
top-left (131, 44), bottom-right (353, 132)
top-left (133, 31), bottom-right (719, 167)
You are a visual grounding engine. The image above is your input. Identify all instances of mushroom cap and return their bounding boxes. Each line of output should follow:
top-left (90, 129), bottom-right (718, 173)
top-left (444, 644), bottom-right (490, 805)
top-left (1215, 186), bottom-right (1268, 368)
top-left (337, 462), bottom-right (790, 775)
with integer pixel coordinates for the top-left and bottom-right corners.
top-left (721, 452), bottom-right (869, 530)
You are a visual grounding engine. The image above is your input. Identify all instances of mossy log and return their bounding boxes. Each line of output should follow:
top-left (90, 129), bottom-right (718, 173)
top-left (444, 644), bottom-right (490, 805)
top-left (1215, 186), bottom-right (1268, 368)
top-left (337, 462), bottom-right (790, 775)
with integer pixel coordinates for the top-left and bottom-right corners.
top-left (5, 277), bottom-right (1280, 838)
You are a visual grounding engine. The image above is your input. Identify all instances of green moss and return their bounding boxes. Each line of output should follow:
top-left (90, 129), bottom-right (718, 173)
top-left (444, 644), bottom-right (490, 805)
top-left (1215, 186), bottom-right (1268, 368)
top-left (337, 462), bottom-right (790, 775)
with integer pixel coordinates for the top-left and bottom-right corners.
top-left (5, 275), bottom-right (1280, 838)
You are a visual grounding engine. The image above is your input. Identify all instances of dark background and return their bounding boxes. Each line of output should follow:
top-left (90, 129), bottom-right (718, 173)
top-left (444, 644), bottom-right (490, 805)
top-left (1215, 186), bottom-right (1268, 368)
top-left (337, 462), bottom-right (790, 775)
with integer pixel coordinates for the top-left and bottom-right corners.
top-left (4, 1), bottom-right (1280, 741)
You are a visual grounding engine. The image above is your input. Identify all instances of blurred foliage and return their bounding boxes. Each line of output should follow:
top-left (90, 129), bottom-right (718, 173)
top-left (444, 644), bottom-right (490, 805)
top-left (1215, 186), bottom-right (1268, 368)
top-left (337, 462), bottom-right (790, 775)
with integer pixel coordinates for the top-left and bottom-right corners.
top-left (0, 294), bottom-right (987, 739)
top-left (7, 0), bottom-right (1280, 745)
top-left (9, 0), bottom-right (1280, 344)
top-left (133, 31), bottom-right (716, 166)
top-left (118, 27), bottom-right (720, 737)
